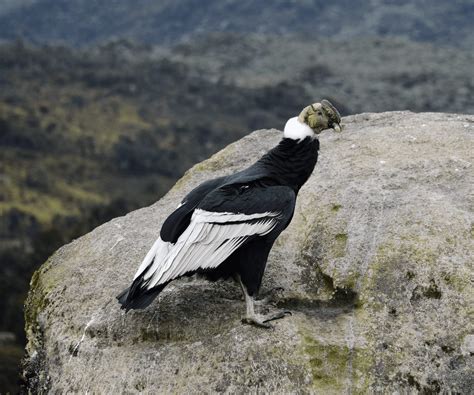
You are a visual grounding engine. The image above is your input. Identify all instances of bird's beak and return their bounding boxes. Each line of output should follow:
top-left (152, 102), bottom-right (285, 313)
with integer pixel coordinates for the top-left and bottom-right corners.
top-left (320, 99), bottom-right (342, 133)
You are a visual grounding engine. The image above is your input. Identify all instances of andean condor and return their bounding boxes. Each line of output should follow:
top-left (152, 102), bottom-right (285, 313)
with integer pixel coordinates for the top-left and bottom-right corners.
top-left (118, 100), bottom-right (342, 327)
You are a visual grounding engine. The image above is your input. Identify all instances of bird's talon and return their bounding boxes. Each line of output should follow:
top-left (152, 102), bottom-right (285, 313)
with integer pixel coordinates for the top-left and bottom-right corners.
top-left (261, 310), bottom-right (292, 323)
top-left (241, 317), bottom-right (272, 329)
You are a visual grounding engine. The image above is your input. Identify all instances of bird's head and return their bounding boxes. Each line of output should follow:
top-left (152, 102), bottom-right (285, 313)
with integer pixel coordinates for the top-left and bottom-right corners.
top-left (298, 99), bottom-right (342, 134)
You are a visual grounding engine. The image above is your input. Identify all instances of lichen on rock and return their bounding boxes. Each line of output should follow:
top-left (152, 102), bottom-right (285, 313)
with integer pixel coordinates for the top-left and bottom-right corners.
top-left (22, 112), bottom-right (474, 393)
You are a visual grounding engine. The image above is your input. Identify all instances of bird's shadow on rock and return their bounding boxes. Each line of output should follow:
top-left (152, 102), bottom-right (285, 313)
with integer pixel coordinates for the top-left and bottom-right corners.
top-left (93, 281), bottom-right (358, 349)
top-left (109, 280), bottom-right (246, 346)
top-left (275, 286), bottom-right (358, 319)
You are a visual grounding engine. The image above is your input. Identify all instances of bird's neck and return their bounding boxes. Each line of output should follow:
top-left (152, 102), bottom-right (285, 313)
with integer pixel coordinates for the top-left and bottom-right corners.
top-left (283, 117), bottom-right (315, 140)
top-left (257, 136), bottom-right (319, 192)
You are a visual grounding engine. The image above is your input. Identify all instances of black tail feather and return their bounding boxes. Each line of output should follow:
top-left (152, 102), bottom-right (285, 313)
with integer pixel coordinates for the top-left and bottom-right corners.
top-left (116, 278), bottom-right (167, 312)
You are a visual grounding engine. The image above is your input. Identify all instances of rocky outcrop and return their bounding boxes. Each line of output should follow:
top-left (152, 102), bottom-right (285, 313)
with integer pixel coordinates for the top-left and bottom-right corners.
top-left (23, 112), bottom-right (473, 393)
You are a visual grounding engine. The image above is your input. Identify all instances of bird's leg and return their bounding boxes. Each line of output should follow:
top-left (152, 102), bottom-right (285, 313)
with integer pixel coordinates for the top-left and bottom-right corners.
top-left (241, 286), bottom-right (271, 329)
top-left (237, 275), bottom-right (291, 328)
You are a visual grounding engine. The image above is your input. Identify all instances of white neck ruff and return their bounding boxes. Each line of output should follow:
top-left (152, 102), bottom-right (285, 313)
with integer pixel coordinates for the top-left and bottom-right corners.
top-left (283, 117), bottom-right (315, 140)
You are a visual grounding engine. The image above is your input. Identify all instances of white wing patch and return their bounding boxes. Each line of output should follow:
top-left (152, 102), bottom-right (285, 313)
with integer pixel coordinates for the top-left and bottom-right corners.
top-left (137, 209), bottom-right (281, 289)
top-left (133, 237), bottom-right (172, 280)
top-left (192, 209), bottom-right (278, 223)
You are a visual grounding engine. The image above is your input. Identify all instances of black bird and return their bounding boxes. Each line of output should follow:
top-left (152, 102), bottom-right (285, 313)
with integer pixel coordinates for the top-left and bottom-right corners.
top-left (118, 100), bottom-right (342, 327)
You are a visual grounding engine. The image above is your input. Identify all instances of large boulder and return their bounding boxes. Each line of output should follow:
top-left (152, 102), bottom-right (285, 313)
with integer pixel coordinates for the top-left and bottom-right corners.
top-left (23, 112), bottom-right (473, 393)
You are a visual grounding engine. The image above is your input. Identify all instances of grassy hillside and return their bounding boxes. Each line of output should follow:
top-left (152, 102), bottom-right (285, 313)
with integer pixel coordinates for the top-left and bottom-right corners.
top-left (0, 0), bottom-right (472, 48)
top-left (1, 41), bottom-right (309, 227)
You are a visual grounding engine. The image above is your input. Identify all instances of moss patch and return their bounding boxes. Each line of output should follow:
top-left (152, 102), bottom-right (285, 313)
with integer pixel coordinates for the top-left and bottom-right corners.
top-left (24, 256), bottom-right (69, 354)
top-left (24, 268), bottom-right (50, 335)
top-left (298, 320), bottom-right (374, 393)
top-left (301, 335), bottom-right (350, 392)
top-left (359, 238), bottom-right (438, 305)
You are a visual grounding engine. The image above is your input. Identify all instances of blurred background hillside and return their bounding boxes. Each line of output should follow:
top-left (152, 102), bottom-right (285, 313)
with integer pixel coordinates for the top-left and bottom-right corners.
top-left (0, 0), bottom-right (473, 392)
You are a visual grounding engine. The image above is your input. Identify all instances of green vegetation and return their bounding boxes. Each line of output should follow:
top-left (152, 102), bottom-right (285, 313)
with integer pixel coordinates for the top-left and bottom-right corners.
top-left (303, 335), bottom-right (350, 392)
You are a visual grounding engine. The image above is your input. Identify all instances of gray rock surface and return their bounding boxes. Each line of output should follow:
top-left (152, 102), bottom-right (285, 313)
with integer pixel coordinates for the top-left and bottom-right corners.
top-left (23, 112), bottom-right (473, 393)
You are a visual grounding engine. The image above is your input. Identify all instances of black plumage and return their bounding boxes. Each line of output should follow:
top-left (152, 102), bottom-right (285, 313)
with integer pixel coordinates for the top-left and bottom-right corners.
top-left (118, 100), bottom-right (341, 327)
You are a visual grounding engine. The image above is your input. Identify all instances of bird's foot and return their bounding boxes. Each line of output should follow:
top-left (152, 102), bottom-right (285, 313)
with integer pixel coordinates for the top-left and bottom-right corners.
top-left (262, 309), bottom-right (292, 323)
top-left (241, 310), bottom-right (292, 329)
top-left (241, 316), bottom-right (272, 329)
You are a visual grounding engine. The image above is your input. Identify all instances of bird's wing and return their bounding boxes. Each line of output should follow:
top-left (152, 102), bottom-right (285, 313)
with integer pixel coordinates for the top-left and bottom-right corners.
top-left (139, 184), bottom-right (295, 289)
top-left (132, 176), bottom-right (227, 281)
top-left (161, 176), bottom-right (228, 243)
